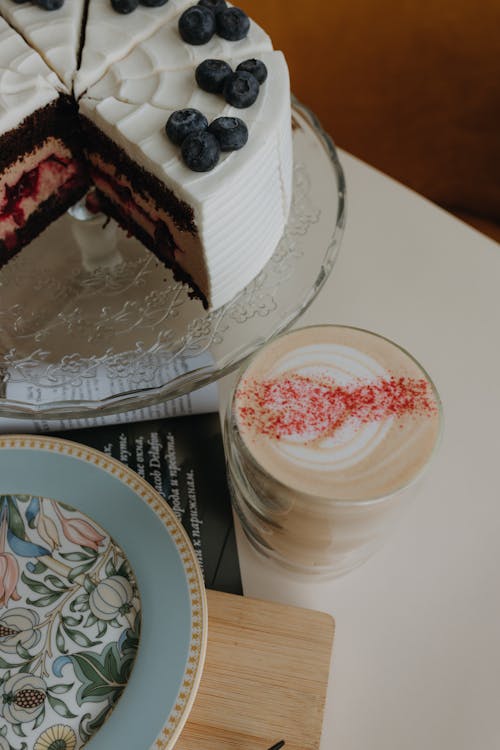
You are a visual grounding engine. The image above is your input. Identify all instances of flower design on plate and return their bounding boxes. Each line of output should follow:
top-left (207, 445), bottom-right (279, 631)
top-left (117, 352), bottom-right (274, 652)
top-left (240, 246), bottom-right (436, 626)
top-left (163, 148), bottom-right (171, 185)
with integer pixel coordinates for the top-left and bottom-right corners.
top-left (35, 506), bottom-right (61, 552)
top-left (89, 576), bottom-right (134, 622)
top-left (0, 495), bottom-right (141, 749)
top-left (0, 607), bottom-right (41, 654)
top-left (34, 723), bottom-right (77, 750)
top-left (0, 505), bottom-right (21, 607)
top-left (1, 673), bottom-right (47, 724)
top-left (52, 503), bottom-right (105, 551)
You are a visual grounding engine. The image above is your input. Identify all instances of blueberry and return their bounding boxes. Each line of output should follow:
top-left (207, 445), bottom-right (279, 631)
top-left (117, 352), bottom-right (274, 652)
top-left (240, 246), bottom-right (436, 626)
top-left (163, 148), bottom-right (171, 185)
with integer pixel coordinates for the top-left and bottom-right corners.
top-left (111, 0), bottom-right (138, 12)
top-left (165, 109), bottom-right (209, 146)
top-left (236, 58), bottom-right (267, 84)
top-left (178, 6), bottom-right (216, 45)
top-left (208, 117), bottom-right (248, 151)
top-left (197, 0), bottom-right (227, 11)
top-left (181, 131), bottom-right (220, 172)
top-left (216, 7), bottom-right (250, 41)
top-left (140, 0), bottom-right (169, 5)
top-left (223, 71), bottom-right (259, 108)
top-left (37, 0), bottom-right (65, 8)
top-left (195, 59), bottom-right (233, 94)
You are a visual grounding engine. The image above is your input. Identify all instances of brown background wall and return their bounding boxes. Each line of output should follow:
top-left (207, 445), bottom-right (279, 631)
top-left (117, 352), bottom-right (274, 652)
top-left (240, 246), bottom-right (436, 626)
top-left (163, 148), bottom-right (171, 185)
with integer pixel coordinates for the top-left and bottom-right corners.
top-left (237, 0), bottom-right (500, 239)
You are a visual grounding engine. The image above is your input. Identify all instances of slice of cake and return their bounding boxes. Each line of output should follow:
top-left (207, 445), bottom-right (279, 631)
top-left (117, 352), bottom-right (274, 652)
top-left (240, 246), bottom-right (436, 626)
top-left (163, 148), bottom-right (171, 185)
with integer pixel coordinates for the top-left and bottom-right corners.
top-left (0, 0), bottom-right (86, 92)
top-left (81, 9), bottom-right (291, 309)
top-left (0, 17), bottom-right (88, 266)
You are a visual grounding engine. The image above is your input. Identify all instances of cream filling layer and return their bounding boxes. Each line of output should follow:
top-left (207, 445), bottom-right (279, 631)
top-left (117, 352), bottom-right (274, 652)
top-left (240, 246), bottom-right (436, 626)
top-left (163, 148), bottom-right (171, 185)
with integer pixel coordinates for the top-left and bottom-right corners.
top-left (87, 153), bottom-right (209, 296)
top-left (0, 139), bottom-right (77, 240)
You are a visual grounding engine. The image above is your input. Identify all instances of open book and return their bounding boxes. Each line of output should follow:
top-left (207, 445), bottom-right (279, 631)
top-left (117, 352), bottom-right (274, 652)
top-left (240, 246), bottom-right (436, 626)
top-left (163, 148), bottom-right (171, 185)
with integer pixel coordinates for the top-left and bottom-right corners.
top-left (50, 412), bottom-right (242, 595)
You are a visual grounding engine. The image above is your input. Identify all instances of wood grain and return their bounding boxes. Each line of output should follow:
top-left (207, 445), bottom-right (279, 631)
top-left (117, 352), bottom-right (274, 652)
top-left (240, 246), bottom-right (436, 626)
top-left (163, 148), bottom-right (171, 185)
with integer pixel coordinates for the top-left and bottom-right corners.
top-left (177, 590), bottom-right (335, 750)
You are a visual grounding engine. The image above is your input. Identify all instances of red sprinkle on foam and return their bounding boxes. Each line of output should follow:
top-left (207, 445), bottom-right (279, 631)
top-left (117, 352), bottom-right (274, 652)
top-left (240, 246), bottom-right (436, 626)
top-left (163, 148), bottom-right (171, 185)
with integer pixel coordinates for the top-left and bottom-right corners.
top-left (236, 374), bottom-right (437, 441)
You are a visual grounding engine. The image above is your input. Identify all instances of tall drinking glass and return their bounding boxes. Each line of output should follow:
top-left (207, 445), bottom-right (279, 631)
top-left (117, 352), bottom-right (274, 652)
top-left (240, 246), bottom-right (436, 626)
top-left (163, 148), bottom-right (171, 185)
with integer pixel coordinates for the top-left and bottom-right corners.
top-left (224, 325), bottom-right (442, 578)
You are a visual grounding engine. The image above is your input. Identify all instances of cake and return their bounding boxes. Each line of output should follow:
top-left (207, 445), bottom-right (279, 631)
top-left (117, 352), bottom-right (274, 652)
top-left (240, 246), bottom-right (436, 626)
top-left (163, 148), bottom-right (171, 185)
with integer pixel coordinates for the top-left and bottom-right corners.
top-left (0, 0), bottom-right (293, 310)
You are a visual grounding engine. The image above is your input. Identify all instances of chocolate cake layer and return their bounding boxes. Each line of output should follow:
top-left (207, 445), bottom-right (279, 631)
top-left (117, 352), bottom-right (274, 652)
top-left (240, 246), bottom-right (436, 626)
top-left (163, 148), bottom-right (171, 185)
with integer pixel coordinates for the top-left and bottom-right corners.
top-left (0, 96), bottom-right (84, 172)
top-left (80, 116), bottom-right (196, 235)
top-left (95, 192), bottom-right (208, 308)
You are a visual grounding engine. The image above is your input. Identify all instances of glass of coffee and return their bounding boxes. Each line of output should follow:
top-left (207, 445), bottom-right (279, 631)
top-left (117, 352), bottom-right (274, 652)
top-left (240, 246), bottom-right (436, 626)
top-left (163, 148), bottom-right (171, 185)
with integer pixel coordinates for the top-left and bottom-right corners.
top-left (224, 325), bottom-right (442, 578)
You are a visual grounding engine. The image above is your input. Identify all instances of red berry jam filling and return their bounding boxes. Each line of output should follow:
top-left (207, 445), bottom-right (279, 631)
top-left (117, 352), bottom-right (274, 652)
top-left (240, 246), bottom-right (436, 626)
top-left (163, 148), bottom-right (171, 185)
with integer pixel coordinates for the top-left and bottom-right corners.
top-left (1, 165), bottom-right (41, 226)
top-left (0, 154), bottom-right (78, 227)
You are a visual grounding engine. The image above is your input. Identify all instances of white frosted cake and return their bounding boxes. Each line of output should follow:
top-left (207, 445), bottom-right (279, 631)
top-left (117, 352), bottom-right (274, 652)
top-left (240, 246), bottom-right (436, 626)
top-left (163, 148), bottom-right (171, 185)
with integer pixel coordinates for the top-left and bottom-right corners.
top-left (0, 0), bottom-right (293, 310)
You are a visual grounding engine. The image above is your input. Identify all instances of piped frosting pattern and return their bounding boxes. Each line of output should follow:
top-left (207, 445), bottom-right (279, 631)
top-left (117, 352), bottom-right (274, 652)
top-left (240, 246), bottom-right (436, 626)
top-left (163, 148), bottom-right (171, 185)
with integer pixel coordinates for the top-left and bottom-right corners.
top-left (75, 0), bottom-right (186, 98)
top-left (0, 16), bottom-right (60, 135)
top-left (0, 0), bottom-right (85, 92)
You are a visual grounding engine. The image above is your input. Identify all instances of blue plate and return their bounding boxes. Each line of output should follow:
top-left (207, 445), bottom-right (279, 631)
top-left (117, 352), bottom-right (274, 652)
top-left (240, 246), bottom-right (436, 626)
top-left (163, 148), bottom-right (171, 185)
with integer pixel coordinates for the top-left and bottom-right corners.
top-left (0, 435), bottom-right (207, 750)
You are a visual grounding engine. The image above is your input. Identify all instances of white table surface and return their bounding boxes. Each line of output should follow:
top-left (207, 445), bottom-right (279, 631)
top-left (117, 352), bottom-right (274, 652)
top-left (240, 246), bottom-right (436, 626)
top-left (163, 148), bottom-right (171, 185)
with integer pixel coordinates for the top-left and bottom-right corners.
top-left (219, 150), bottom-right (500, 750)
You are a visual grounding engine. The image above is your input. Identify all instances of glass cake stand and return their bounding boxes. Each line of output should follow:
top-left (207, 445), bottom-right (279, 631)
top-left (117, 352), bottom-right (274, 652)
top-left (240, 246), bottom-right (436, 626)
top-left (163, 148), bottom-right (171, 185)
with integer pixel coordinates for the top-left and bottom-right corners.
top-left (0, 98), bottom-right (346, 420)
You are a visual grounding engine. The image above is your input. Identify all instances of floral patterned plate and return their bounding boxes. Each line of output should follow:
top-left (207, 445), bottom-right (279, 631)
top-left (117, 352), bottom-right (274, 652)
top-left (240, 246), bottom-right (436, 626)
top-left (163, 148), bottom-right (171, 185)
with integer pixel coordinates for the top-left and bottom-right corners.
top-left (0, 436), bottom-right (207, 750)
top-left (0, 494), bottom-right (142, 750)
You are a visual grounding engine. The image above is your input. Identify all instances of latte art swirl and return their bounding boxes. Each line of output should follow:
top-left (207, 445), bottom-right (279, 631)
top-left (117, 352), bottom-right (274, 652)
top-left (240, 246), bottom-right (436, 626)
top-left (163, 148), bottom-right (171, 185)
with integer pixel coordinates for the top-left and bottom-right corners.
top-left (239, 343), bottom-right (395, 472)
top-left (234, 326), bottom-right (441, 501)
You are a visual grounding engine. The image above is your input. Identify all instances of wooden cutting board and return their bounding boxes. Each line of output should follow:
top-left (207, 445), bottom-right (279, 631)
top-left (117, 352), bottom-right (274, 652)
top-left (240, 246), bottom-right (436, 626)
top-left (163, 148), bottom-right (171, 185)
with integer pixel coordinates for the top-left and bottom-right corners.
top-left (177, 590), bottom-right (335, 750)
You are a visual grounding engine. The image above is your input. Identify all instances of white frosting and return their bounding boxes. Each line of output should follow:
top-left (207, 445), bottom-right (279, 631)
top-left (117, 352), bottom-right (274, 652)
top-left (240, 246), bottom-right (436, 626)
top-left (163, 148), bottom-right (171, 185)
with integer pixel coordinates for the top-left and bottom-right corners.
top-left (76, 0), bottom-right (272, 98)
top-left (0, 16), bottom-right (60, 136)
top-left (75, 0), bottom-right (185, 98)
top-left (86, 47), bottom-right (292, 199)
top-left (0, 0), bottom-right (84, 92)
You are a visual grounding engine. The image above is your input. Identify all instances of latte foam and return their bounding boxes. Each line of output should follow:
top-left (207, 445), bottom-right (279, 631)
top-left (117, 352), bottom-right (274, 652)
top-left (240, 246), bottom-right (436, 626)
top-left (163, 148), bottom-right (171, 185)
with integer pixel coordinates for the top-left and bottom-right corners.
top-left (234, 326), bottom-right (441, 501)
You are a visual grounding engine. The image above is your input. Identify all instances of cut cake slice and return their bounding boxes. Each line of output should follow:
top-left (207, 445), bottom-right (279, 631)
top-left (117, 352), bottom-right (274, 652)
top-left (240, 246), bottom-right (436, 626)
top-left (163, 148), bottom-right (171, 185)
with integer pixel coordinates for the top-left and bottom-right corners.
top-left (81, 48), bottom-right (292, 309)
